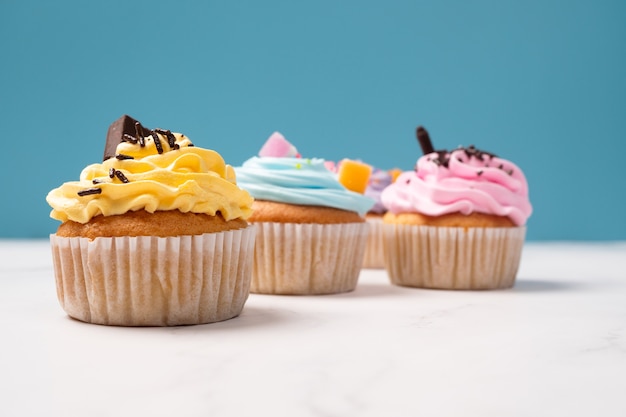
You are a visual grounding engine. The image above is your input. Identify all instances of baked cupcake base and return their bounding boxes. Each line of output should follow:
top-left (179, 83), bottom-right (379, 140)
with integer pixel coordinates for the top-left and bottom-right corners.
top-left (251, 222), bottom-right (369, 295)
top-left (383, 224), bottom-right (526, 290)
top-left (50, 226), bottom-right (256, 326)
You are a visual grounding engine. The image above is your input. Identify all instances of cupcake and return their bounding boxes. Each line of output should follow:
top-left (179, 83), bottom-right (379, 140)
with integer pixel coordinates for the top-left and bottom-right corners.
top-left (46, 115), bottom-right (256, 326)
top-left (235, 132), bottom-right (375, 295)
top-left (362, 167), bottom-right (395, 269)
top-left (326, 161), bottom-right (400, 269)
top-left (381, 126), bottom-right (532, 290)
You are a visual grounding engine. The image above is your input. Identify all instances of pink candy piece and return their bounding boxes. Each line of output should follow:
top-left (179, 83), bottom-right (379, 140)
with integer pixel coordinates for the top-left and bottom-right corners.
top-left (258, 132), bottom-right (300, 158)
top-left (324, 160), bottom-right (337, 172)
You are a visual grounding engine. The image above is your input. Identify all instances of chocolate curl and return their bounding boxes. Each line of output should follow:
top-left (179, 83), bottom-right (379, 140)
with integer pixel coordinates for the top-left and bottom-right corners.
top-left (416, 126), bottom-right (434, 155)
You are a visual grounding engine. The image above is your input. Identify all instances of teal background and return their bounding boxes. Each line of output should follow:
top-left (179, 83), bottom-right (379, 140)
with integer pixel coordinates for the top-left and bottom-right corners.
top-left (1, 0), bottom-right (625, 240)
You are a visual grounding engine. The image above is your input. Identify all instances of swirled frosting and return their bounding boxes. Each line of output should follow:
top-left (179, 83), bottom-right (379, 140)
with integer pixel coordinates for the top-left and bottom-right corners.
top-left (365, 168), bottom-right (393, 214)
top-left (381, 146), bottom-right (532, 225)
top-left (235, 156), bottom-right (375, 216)
top-left (47, 132), bottom-right (253, 224)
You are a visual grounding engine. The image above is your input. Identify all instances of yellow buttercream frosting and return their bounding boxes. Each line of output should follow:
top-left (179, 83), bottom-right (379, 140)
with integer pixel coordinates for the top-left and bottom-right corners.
top-left (47, 132), bottom-right (253, 224)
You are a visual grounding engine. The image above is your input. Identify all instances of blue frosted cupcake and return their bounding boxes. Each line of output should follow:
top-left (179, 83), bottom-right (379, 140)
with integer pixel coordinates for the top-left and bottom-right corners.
top-left (235, 132), bottom-right (374, 294)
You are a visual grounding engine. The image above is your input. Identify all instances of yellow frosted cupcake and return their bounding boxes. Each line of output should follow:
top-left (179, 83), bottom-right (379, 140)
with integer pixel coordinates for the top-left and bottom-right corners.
top-left (46, 115), bottom-right (255, 326)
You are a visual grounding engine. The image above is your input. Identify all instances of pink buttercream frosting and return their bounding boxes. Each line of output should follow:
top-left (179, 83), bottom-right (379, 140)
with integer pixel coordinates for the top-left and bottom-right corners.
top-left (381, 147), bottom-right (532, 226)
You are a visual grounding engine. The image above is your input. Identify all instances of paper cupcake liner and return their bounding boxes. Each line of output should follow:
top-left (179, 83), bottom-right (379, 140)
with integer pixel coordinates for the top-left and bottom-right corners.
top-left (50, 226), bottom-right (256, 326)
top-left (362, 216), bottom-right (385, 269)
top-left (251, 222), bottom-right (369, 295)
top-left (383, 225), bottom-right (526, 290)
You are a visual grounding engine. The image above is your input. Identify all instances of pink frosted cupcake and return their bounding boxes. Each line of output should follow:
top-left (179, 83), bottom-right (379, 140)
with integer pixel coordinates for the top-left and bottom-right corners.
top-left (381, 126), bottom-right (532, 290)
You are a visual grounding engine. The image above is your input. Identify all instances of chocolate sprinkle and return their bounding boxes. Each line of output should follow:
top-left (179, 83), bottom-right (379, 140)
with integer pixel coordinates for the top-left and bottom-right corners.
top-left (463, 145), bottom-right (496, 161)
top-left (77, 188), bottom-right (102, 197)
top-left (430, 150), bottom-right (449, 167)
top-left (114, 170), bottom-right (129, 183)
top-left (122, 133), bottom-right (138, 144)
top-left (152, 131), bottom-right (163, 154)
top-left (428, 146), bottom-right (496, 169)
top-left (155, 128), bottom-right (179, 150)
top-left (416, 126), bottom-right (435, 155)
top-left (477, 170), bottom-right (484, 176)
top-left (109, 167), bottom-right (115, 178)
top-left (135, 122), bottom-right (146, 147)
top-left (169, 134), bottom-right (179, 149)
top-left (92, 179), bottom-right (104, 184)
top-left (115, 154), bottom-right (134, 160)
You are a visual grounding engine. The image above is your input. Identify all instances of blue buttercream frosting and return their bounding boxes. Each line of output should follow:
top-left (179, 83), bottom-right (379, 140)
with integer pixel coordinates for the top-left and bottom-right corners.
top-left (235, 157), bottom-right (375, 216)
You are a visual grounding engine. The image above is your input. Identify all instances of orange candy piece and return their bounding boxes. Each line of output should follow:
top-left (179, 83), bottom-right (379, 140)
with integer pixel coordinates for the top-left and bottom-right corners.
top-left (337, 159), bottom-right (373, 194)
top-left (388, 168), bottom-right (403, 183)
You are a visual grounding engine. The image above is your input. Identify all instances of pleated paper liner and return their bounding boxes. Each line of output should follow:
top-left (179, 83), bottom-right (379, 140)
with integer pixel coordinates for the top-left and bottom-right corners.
top-left (383, 224), bottom-right (526, 290)
top-left (362, 216), bottom-right (385, 269)
top-left (50, 226), bottom-right (256, 326)
top-left (251, 222), bottom-right (369, 295)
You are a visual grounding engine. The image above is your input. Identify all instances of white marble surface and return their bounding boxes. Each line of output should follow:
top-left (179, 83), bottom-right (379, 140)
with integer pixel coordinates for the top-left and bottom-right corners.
top-left (0, 239), bottom-right (625, 417)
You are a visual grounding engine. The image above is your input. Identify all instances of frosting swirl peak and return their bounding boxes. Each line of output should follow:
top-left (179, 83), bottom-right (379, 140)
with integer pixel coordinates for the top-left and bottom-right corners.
top-left (47, 131), bottom-right (253, 224)
top-left (381, 146), bottom-right (532, 225)
top-left (235, 156), bottom-right (375, 216)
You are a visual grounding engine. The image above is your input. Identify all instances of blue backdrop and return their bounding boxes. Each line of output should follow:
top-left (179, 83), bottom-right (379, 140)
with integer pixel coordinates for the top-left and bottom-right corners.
top-left (1, 0), bottom-right (625, 240)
